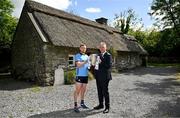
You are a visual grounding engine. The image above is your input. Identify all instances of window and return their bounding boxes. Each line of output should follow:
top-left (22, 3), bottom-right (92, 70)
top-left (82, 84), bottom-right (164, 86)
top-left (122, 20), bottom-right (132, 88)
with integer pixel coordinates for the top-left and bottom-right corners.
top-left (68, 55), bottom-right (75, 66)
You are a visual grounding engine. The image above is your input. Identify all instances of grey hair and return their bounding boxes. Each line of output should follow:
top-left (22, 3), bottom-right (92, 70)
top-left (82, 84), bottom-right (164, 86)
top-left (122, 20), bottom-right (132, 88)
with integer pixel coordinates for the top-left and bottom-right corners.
top-left (100, 42), bottom-right (107, 47)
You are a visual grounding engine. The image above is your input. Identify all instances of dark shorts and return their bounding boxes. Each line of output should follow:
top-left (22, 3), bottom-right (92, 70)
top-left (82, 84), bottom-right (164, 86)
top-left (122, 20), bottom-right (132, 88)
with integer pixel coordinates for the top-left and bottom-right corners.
top-left (75, 76), bottom-right (88, 84)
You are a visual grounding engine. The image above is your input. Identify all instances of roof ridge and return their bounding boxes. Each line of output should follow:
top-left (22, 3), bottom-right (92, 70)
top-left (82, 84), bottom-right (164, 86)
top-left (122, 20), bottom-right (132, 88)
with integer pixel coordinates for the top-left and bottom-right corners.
top-left (25, 0), bottom-right (122, 34)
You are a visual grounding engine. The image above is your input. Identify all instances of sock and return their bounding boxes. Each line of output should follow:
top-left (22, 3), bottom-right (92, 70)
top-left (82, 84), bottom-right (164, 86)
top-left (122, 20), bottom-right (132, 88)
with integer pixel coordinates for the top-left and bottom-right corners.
top-left (81, 100), bottom-right (84, 104)
top-left (74, 102), bottom-right (77, 107)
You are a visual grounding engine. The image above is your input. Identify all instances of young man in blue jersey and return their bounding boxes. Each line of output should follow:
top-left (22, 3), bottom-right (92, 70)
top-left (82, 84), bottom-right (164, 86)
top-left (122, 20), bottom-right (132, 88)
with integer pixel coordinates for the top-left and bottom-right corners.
top-left (74, 44), bottom-right (89, 113)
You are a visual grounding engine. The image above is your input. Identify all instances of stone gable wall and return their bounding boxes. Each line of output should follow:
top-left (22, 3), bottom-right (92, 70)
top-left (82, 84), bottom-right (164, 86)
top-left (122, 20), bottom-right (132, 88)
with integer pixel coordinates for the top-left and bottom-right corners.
top-left (11, 9), bottom-right (46, 85)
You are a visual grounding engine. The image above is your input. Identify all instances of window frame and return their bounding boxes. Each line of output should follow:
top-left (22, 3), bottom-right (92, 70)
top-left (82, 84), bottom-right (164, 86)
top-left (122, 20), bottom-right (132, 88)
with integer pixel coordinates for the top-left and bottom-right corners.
top-left (68, 54), bottom-right (75, 66)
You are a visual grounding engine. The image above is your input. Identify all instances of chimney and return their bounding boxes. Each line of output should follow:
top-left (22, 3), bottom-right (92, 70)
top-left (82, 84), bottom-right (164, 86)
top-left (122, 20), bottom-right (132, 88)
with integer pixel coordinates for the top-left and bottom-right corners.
top-left (95, 17), bottom-right (108, 25)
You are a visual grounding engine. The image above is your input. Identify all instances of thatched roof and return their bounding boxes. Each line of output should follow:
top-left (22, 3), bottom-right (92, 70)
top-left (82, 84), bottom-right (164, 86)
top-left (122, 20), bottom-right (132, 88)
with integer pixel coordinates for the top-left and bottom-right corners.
top-left (22, 0), bottom-right (147, 54)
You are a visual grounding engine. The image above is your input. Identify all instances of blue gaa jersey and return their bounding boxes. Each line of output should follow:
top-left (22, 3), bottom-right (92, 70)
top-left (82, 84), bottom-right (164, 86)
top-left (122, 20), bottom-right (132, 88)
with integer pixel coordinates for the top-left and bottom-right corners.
top-left (75, 53), bottom-right (89, 77)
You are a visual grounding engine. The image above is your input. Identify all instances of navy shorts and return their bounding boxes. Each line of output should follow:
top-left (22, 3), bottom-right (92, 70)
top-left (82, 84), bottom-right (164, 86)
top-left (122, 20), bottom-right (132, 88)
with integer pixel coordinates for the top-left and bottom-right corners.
top-left (75, 76), bottom-right (88, 84)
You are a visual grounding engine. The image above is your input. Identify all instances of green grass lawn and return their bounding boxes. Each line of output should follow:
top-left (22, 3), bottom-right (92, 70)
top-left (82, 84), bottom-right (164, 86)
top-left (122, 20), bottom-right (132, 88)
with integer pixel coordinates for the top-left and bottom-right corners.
top-left (148, 63), bottom-right (180, 68)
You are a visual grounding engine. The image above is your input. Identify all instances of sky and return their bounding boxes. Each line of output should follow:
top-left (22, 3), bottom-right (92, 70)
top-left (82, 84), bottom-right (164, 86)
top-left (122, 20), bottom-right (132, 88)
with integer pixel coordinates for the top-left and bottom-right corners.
top-left (11, 0), bottom-right (154, 29)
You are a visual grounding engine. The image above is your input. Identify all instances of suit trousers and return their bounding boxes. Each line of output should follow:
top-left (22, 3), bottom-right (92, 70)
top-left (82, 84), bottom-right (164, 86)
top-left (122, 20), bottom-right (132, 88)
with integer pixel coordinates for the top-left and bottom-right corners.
top-left (96, 77), bottom-right (110, 108)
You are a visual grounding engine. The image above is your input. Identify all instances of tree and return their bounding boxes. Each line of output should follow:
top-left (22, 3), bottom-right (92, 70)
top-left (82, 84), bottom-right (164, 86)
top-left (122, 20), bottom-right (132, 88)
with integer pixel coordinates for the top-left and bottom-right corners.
top-left (129, 29), bottom-right (161, 56)
top-left (113, 9), bottom-right (143, 34)
top-left (149, 0), bottom-right (180, 35)
top-left (148, 0), bottom-right (180, 58)
top-left (0, 0), bottom-right (17, 47)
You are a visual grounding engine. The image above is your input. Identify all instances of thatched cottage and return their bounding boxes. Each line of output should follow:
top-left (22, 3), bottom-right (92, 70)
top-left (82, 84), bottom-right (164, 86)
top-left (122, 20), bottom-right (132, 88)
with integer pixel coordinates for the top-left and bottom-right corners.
top-left (11, 0), bottom-right (147, 86)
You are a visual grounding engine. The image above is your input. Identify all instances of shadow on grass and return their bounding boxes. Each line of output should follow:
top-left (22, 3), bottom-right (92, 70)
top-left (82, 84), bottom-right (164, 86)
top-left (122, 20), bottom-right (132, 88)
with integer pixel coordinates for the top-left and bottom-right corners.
top-left (28, 108), bottom-right (103, 118)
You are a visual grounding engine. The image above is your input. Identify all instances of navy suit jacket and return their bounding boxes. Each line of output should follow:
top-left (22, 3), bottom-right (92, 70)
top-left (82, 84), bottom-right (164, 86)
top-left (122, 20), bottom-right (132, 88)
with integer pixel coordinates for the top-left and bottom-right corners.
top-left (97, 51), bottom-right (112, 80)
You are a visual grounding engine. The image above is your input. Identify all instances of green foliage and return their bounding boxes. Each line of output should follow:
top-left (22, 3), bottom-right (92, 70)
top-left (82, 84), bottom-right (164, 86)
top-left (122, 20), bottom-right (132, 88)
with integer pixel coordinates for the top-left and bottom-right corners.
top-left (0, 0), bottom-right (17, 47)
top-left (148, 0), bottom-right (180, 58)
top-left (114, 9), bottom-right (143, 34)
top-left (64, 69), bottom-right (94, 85)
top-left (0, 0), bottom-right (14, 14)
top-left (108, 46), bottom-right (118, 58)
top-left (64, 69), bottom-right (76, 85)
top-left (148, 63), bottom-right (180, 68)
top-left (129, 27), bottom-right (180, 57)
top-left (108, 46), bottom-right (118, 66)
top-left (129, 29), bottom-right (160, 56)
top-left (129, 29), bottom-right (158, 55)
top-left (113, 1), bottom-right (180, 59)
top-left (149, 0), bottom-right (180, 34)
top-left (156, 29), bottom-right (180, 57)
top-left (30, 85), bottom-right (41, 93)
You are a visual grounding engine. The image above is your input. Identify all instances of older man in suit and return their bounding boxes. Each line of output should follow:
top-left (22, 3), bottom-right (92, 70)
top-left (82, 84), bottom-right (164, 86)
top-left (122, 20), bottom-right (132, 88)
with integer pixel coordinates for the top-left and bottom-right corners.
top-left (94, 42), bottom-right (112, 113)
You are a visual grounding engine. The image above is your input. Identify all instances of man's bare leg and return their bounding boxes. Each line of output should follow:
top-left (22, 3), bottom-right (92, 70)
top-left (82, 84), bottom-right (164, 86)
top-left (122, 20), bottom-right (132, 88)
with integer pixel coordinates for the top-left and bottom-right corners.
top-left (74, 82), bottom-right (82, 112)
top-left (80, 84), bottom-right (89, 108)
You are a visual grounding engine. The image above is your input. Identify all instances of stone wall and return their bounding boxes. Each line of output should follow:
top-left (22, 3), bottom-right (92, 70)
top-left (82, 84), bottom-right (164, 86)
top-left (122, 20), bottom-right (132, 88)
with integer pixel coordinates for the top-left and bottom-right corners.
top-left (43, 46), bottom-right (144, 85)
top-left (11, 9), bottom-right (46, 85)
top-left (43, 45), bottom-right (80, 85)
top-left (43, 46), bottom-right (98, 85)
top-left (115, 51), bottom-right (142, 71)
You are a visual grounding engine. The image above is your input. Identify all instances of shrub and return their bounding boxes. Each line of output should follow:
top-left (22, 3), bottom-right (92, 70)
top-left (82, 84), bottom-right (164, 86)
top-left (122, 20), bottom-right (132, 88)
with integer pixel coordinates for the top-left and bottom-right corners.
top-left (30, 85), bottom-right (41, 93)
top-left (64, 69), bottom-right (76, 85)
top-left (64, 69), bottom-right (95, 85)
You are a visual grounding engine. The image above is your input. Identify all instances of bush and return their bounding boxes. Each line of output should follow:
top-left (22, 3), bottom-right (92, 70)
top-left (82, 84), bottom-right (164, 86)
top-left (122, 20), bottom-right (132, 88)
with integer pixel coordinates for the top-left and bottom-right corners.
top-left (64, 69), bottom-right (95, 85)
top-left (64, 69), bottom-right (76, 85)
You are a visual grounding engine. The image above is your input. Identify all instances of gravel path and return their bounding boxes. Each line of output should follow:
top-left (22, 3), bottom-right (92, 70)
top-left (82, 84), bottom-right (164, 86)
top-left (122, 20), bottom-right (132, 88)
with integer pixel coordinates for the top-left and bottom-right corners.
top-left (0, 67), bottom-right (180, 118)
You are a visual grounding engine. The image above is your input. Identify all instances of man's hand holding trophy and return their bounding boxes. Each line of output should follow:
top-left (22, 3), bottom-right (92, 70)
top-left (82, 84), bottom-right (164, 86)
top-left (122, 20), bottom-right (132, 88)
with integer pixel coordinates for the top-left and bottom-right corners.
top-left (88, 54), bottom-right (101, 70)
